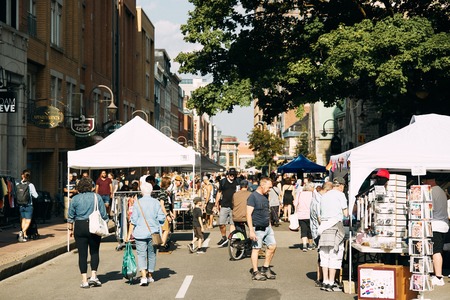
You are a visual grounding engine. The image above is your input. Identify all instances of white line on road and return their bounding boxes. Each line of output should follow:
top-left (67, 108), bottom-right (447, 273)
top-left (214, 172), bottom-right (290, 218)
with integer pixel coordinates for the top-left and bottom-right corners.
top-left (175, 275), bottom-right (193, 298)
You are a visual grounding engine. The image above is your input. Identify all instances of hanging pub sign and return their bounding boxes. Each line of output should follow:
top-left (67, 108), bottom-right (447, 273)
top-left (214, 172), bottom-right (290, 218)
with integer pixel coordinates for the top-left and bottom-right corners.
top-left (104, 120), bottom-right (123, 135)
top-left (0, 90), bottom-right (16, 113)
top-left (33, 105), bottom-right (64, 128)
top-left (71, 115), bottom-right (96, 137)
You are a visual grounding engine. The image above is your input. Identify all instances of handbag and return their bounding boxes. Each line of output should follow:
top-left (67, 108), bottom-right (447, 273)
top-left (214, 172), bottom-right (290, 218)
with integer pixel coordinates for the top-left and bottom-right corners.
top-left (136, 199), bottom-right (162, 246)
top-left (122, 242), bottom-right (137, 282)
top-left (288, 213), bottom-right (300, 231)
top-left (89, 194), bottom-right (109, 237)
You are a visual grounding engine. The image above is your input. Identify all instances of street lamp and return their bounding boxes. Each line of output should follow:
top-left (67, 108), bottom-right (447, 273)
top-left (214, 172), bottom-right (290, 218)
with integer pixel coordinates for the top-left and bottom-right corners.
top-left (131, 110), bottom-right (149, 122)
top-left (177, 136), bottom-right (187, 146)
top-left (321, 119), bottom-right (335, 137)
top-left (93, 84), bottom-right (117, 114)
top-left (160, 126), bottom-right (173, 139)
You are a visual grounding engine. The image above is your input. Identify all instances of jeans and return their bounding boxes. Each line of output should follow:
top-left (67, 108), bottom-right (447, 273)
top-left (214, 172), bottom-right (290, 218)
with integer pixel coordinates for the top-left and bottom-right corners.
top-left (135, 238), bottom-right (157, 272)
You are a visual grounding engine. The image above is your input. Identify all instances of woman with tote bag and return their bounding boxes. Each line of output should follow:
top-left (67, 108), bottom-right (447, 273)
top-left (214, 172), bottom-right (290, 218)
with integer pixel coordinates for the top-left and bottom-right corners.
top-left (126, 179), bottom-right (166, 286)
top-left (68, 177), bottom-right (109, 288)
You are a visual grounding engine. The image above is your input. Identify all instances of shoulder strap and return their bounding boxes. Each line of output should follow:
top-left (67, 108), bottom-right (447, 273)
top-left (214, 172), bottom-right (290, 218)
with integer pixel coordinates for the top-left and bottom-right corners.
top-left (271, 187), bottom-right (279, 196)
top-left (93, 194), bottom-right (99, 212)
top-left (136, 199), bottom-right (152, 233)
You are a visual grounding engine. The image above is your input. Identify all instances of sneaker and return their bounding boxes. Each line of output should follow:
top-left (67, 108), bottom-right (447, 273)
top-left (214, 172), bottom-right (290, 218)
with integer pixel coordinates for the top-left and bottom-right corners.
top-left (320, 284), bottom-right (331, 291)
top-left (217, 237), bottom-right (228, 247)
top-left (80, 282), bottom-right (90, 289)
top-left (147, 277), bottom-right (155, 283)
top-left (314, 280), bottom-right (323, 288)
top-left (302, 248), bottom-right (308, 252)
top-left (261, 266), bottom-right (276, 280)
top-left (196, 248), bottom-right (205, 254)
top-left (88, 277), bottom-right (102, 287)
top-left (252, 271), bottom-right (267, 281)
top-left (18, 231), bottom-right (23, 242)
top-left (187, 243), bottom-right (197, 253)
top-left (431, 276), bottom-right (445, 286)
top-left (140, 277), bottom-right (148, 286)
top-left (327, 284), bottom-right (343, 292)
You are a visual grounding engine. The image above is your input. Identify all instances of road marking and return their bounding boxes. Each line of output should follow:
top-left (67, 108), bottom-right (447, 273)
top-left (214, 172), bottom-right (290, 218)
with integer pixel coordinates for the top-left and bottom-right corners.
top-left (175, 275), bottom-right (193, 298)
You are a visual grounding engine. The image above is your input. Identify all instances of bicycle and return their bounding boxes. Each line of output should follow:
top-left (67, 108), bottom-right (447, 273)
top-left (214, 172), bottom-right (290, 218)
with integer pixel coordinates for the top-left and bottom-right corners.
top-left (228, 222), bottom-right (252, 260)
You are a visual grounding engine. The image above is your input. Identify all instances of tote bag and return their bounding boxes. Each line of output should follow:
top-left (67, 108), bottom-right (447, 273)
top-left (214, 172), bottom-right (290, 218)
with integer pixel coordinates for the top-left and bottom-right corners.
top-left (288, 213), bottom-right (299, 231)
top-left (122, 242), bottom-right (137, 282)
top-left (89, 194), bottom-right (109, 237)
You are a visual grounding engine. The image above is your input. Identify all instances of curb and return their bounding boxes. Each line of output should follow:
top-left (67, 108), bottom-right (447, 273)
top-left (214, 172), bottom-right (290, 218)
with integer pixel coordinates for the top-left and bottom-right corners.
top-left (0, 240), bottom-right (77, 281)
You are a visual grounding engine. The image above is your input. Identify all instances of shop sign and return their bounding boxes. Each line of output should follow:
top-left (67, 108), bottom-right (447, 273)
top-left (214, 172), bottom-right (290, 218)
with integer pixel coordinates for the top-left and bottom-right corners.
top-left (33, 106), bottom-right (64, 128)
top-left (71, 115), bottom-right (96, 137)
top-left (411, 166), bottom-right (426, 176)
top-left (104, 120), bottom-right (123, 134)
top-left (0, 90), bottom-right (16, 113)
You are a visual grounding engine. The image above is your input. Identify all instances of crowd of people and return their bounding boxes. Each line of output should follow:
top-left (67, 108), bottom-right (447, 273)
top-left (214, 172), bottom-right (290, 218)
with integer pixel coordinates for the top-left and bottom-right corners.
top-left (51, 167), bottom-right (450, 291)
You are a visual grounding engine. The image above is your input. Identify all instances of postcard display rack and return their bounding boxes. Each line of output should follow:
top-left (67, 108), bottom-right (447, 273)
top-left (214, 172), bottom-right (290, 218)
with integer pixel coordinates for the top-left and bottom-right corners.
top-left (357, 174), bottom-right (408, 251)
top-left (408, 184), bottom-right (434, 299)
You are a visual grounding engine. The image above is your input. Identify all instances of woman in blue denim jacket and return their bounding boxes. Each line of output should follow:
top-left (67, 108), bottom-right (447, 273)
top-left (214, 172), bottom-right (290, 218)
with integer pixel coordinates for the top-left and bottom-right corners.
top-left (68, 177), bottom-right (108, 288)
top-left (126, 179), bottom-right (165, 286)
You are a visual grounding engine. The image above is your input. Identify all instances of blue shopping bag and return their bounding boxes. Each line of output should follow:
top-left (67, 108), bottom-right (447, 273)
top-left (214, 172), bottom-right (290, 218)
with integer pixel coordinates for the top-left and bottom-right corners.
top-left (122, 242), bottom-right (137, 283)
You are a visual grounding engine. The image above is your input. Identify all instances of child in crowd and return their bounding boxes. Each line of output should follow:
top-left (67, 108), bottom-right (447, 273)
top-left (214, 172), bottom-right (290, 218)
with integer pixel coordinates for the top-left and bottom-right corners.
top-left (188, 197), bottom-right (205, 254)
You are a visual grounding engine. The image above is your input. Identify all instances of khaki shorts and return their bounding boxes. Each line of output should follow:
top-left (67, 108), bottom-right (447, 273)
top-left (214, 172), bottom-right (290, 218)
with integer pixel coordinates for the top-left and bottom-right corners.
top-left (161, 218), bottom-right (170, 231)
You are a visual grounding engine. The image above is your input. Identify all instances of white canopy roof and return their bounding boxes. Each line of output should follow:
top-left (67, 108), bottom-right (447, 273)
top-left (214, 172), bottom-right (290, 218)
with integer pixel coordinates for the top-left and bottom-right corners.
top-left (330, 113), bottom-right (450, 208)
top-left (68, 116), bottom-right (199, 169)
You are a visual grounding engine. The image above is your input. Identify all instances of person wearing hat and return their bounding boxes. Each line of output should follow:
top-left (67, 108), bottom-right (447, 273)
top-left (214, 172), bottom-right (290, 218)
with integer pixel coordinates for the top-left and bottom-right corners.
top-left (317, 177), bottom-right (348, 292)
top-left (63, 172), bottom-right (78, 221)
top-left (215, 168), bottom-right (240, 246)
top-left (422, 173), bottom-right (449, 286)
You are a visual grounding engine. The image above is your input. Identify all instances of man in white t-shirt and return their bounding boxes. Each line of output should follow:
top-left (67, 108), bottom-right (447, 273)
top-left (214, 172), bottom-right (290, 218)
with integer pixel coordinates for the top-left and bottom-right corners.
top-left (318, 177), bottom-right (348, 292)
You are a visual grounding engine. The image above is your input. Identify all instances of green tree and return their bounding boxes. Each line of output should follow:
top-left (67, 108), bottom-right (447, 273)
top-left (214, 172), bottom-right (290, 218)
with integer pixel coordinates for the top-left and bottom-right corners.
top-left (176, 1), bottom-right (449, 126)
top-left (247, 127), bottom-right (284, 173)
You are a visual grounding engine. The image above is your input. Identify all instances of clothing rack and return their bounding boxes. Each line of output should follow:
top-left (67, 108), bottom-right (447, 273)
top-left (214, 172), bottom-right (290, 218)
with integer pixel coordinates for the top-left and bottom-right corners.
top-left (0, 174), bottom-right (19, 230)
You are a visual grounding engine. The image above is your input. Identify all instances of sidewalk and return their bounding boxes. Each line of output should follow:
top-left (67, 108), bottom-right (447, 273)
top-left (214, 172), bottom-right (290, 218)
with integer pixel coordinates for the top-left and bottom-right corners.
top-left (1, 217), bottom-right (450, 299)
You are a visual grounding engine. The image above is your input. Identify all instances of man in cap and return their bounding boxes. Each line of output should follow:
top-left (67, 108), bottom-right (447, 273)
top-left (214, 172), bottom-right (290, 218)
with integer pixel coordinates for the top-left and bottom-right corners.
top-left (215, 168), bottom-right (240, 246)
top-left (423, 173), bottom-right (449, 286)
top-left (317, 177), bottom-right (348, 292)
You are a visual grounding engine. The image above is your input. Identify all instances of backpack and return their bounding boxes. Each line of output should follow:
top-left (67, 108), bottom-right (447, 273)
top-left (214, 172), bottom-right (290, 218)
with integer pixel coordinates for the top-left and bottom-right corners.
top-left (16, 182), bottom-right (31, 205)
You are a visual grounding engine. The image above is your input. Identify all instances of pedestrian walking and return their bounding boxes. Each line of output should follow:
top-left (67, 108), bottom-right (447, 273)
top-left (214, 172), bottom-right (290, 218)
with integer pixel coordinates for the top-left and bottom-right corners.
top-left (247, 177), bottom-right (277, 281)
top-left (95, 170), bottom-right (113, 216)
top-left (215, 168), bottom-right (240, 247)
top-left (126, 180), bottom-right (165, 286)
top-left (318, 177), bottom-right (348, 292)
top-left (293, 182), bottom-right (315, 251)
top-left (188, 197), bottom-right (206, 253)
top-left (16, 169), bottom-right (39, 242)
top-left (67, 177), bottom-right (108, 288)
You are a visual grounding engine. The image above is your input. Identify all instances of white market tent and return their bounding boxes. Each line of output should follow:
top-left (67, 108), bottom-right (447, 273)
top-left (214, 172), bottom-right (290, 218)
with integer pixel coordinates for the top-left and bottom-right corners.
top-left (330, 113), bottom-right (450, 210)
top-left (68, 116), bottom-right (199, 170)
top-left (330, 113), bottom-right (450, 292)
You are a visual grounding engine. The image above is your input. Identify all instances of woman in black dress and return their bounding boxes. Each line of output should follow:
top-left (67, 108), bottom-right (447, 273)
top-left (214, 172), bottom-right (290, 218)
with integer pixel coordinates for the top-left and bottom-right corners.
top-left (281, 177), bottom-right (296, 221)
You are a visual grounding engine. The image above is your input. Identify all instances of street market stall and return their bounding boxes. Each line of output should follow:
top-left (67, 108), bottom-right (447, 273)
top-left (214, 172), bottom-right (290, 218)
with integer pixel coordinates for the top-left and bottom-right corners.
top-left (329, 113), bottom-right (450, 297)
top-left (67, 116), bottom-right (201, 248)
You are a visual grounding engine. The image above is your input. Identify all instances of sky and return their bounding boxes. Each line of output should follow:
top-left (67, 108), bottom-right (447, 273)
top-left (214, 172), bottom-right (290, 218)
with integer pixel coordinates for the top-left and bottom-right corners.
top-left (137, 0), bottom-right (254, 141)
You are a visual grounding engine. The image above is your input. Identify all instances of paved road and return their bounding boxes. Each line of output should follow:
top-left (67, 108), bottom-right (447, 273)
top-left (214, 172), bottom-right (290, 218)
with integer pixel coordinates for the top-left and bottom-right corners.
top-left (1, 218), bottom-right (449, 299)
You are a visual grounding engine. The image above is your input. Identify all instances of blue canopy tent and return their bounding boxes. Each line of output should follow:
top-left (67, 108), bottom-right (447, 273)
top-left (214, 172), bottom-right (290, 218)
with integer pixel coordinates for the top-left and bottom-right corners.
top-left (277, 154), bottom-right (327, 173)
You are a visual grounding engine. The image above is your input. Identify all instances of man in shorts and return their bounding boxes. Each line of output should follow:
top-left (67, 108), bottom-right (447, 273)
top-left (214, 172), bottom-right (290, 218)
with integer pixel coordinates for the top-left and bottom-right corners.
top-left (215, 168), bottom-right (240, 246)
top-left (423, 173), bottom-right (449, 286)
top-left (318, 177), bottom-right (348, 292)
top-left (247, 177), bottom-right (277, 281)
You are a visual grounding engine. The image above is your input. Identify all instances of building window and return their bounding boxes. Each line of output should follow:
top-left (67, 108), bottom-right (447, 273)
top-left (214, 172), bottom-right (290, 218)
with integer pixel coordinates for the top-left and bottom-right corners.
top-left (66, 82), bottom-right (76, 118)
top-left (0, 0), bottom-right (18, 29)
top-left (27, 0), bottom-right (37, 37)
top-left (145, 34), bottom-right (151, 62)
top-left (51, 75), bottom-right (62, 106)
top-left (145, 73), bottom-right (150, 99)
top-left (51, 0), bottom-right (63, 46)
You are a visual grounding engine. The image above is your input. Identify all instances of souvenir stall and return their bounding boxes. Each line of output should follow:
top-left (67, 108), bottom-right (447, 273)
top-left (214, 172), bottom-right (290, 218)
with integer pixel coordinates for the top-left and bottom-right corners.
top-left (328, 114), bottom-right (450, 297)
top-left (67, 116), bottom-right (201, 249)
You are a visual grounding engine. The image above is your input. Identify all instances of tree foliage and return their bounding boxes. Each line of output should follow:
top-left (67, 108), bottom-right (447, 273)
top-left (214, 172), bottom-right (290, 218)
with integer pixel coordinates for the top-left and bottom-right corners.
top-left (247, 127), bottom-right (284, 171)
top-left (176, 0), bottom-right (450, 125)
